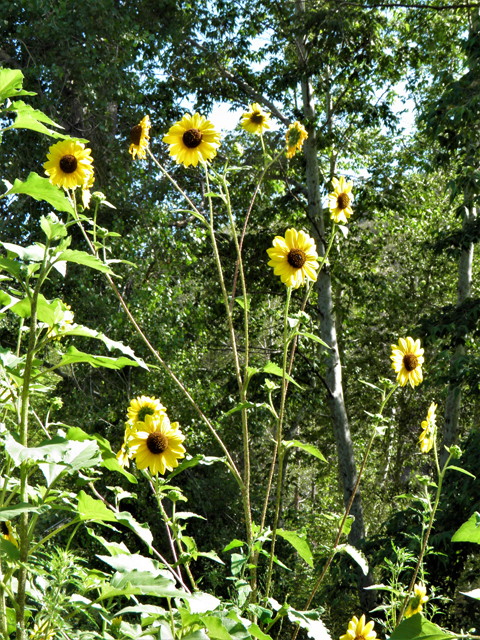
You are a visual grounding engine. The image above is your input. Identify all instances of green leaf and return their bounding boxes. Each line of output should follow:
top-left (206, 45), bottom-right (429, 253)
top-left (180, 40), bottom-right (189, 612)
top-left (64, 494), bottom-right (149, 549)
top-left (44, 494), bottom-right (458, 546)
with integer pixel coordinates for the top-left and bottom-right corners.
top-left (0, 538), bottom-right (20, 561)
top-left (221, 401), bottom-right (272, 419)
top-left (2, 173), bottom-right (74, 214)
top-left (0, 69), bottom-right (36, 101)
top-left (40, 214), bottom-right (68, 240)
top-left (201, 616), bottom-right (233, 640)
top-left (116, 605), bottom-right (167, 617)
top-left (283, 440), bottom-right (326, 462)
top-left (7, 101), bottom-right (64, 137)
top-left (108, 570), bottom-right (187, 599)
top-left (262, 362), bottom-right (304, 389)
top-left (452, 512), bottom-right (480, 544)
top-left (56, 346), bottom-right (142, 370)
top-left (286, 610), bottom-right (331, 640)
top-left (55, 249), bottom-right (114, 273)
top-left (187, 592), bottom-right (221, 613)
top-left (167, 454), bottom-right (225, 480)
top-left (77, 491), bottom-right (117, 522)
top-left (98, 554), bottom-right (164, 575)
top-left (277, 529), bottom-right (313, 567)
top-left (296, 332), bottom-right (331, 349)
top-left (248, 625), bottom-right (272, 640)
top-left (460, 588), bottom-right (480, 600)
top-left (223, 539), bottom-right (245, 552)
top-left (388, 613), bottom-right (458, 640)
top-left (0, 257), bottom-right (22, 279)
top-left (337, 544), bottom-right (368, 575)
top-left (446, 465), bottom-right (476, 479)
top-left (359, 379), bottom-right (385, 394)
top-left (0, 503), bottom-right (50, 521)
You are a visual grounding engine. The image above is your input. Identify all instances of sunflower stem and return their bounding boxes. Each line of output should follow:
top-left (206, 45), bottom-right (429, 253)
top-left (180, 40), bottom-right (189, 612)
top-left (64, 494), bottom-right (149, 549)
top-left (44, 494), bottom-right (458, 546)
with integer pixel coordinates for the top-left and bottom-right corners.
top-left (265, 285), bottom-right (292, 598)
top-left (396, 450), bottom-right (453, 626)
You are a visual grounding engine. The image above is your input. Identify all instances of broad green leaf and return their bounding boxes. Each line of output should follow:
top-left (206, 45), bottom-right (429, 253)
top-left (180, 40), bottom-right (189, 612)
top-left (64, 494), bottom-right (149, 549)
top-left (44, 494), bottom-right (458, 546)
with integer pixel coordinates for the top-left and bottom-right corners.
top-left (460, 588), bottom-right (480, 599)
top-left (77, 492), bottom-right (118, 522)
top-left (7, 101), bottom-right (64, 137)
top-left (452, 512), bottom-right (480, 544)
top-left (113, 510), bottom-right (154, 548)
top-left (98, 554), bottom-right (166, 575)
top-left (0, 257), bottom-right (22, 279)
top-left (248, 625), bottom-right (272, 640)
top-left (262, 362), bottom-right (304, 389)
top-left (0, 69), bottom-right (36, 101)
top-left (187, 592), bottom-right (221, 613)
top-left (2, 242), bottom-right (45, 262)
top-left (223, 539), bottom-right (244, 552)
top-left (55, 249), bottom-right (113, 273)
top-left (5, 433), bottom-right (99, 469)
top-left (337, 544), bottom-right (368, 575)
top-left (183, 632), bottom-right (210, 640)
top-left (116, 605), bottom-right (167, 617)
top-left (276, 529), bottom-right (313, 567)
top-left (2, 173), bottom-right (74, 214)
top-left (283, 440), bottom-right (326, 462)
top-left (0, 538), bottom-right (20, 561)
top-left (167, 454), bottom-right (225, 480)
top-left (297, 332), bottom-right (331, 349)
top-left (55, 346), bottom-right (141, 370)
top-left (0, 503), bottom-right (50, 521)
top-left (86, 529), bottom-right (130, 556)
top-left (201, 617), bottom-right (233, 640)
top-left (286, 610), bottom-right (331, 640)
top-left (388, 613), bottom-right (458, 640)
top-left (40, 214), bottom-right (67, 240)
top-left (108, 570), bottom-right (187, 598)
top-left (446, 465), bottom-right (476, 479)
top-left (175, 511), bottom-right (206, 521)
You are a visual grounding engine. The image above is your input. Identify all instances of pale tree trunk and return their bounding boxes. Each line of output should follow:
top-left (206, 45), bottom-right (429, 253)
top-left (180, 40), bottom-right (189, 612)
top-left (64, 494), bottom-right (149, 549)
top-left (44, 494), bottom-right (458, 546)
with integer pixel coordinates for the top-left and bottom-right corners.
top-left (440, 205), bottom-right (476, 465)
top-left (294, 0), bottom-right (375, 610)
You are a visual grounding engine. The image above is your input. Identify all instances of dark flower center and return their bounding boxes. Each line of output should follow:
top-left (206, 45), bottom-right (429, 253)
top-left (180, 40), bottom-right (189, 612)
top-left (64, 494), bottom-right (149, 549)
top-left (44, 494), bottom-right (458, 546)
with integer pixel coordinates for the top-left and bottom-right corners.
top-left (130, 125), bottom-right (143, 146)
top-left (146, 431), bottom-right (168, 454)
top-left (337, 192), bottom-right (350, 210)
top-left (137, 406), bottom-right (155, 422)
top-left (59, 155), bottom-right (78, 174)
top-left (183, 128), bottom-right (203, 148)
top-left (287, 248), bottom-right (307, 269)
top-left (250, 112), bottom-right (264, 124)
top-left (1, 522), bottom-right (9, 536)
top-left (403, 354), bottom-right (419, 372)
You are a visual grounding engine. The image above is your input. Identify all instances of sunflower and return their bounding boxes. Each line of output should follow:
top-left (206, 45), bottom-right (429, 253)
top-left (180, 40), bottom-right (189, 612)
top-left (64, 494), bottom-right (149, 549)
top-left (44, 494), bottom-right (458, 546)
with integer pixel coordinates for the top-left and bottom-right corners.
top-left (129, 115), bottom-right (151, 160)
top-left (241, 103), bottom-right (271, 135)
top-left (162, 113), bottom-right (221, 167)
top-left (128, 413), bottom-right (186, 475)
top-left (267, 228), bottom-right (319, 289)
top-left (405, 582), bottom-right (429, 618)
top-left (127, 395), bottom-right (166, 423)
top-left (82, 171), bottom-right (95, 209)
top-left (1, 520), bottom-right (18, 548)
top-left (44, 139), bottom-right (94, 190)
top-left (286, 121), bottom-right (308, 159)
top-left (419, 402), bottom-right (437, 453)
top-left (340, 615), bottom-right (376, 640)
top-left (391, 337), bottom-right (424, 388)
top-left (328, 176), bottom-right (354, 224)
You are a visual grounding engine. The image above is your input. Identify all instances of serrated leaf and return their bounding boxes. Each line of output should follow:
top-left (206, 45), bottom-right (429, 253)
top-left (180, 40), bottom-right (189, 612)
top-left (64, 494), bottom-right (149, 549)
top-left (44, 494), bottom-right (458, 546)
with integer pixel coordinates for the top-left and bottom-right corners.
top-left (56, 346), bottom-right (141, 370)
top-left (2, 173), bottom-right (74, 214)
top-left (0, 69), bottom-right (36, 101)
top-left (7, 101), bottom-right (64, 137)
top-left (262, 362), bottom-right (303, 389)
top-left (248, 624), bottom-right (272, 640)
top-left (337, 544), bottom-right (368, 575)
top-left (276, 529), bottom-right (313, 567)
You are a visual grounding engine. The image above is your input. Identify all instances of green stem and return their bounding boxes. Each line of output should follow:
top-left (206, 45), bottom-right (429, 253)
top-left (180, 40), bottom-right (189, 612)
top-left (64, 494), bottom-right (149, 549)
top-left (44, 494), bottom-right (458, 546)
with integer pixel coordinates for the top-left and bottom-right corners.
top-left (396, 450), bottom-right (454, 626)
top-left (265, 286), bottom-right (292, 598)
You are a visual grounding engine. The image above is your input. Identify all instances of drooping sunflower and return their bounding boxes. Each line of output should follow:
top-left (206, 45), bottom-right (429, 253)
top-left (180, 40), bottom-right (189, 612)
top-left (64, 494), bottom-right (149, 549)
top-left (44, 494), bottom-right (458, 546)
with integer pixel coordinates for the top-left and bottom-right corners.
top-left (44, 139), bottom-right (94, 190)
top-left (328, 176), bottom-right (354, 224)
top-left (241, 103), bottom-right (271, 135)
top-left (286, 121), bottom-right (308, 158)
top-left (163, 113), bottom-right (221, 167)
top-left (1, 520), bottom-right (18, 548)
top-left (267, 228), bottom-right (319, 289)
top-left (128, 413), bottom-right (186, 475)
top-left (128, 115), bottom-right (151, 160)
top-left (391, 337), bottom-right (424, 388)
top-left (340, 615), bottom-right (376, 640)
top-left (127, 395), bottom-right (166, 423)
top-left (405, 582), bottom-right (429, 618)
top-left (419, 402), bottom-right (437, 453)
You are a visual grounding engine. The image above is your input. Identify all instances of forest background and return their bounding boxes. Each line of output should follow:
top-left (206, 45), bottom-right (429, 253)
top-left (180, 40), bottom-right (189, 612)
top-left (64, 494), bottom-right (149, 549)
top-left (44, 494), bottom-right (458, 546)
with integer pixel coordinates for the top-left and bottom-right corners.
top-left (1, 0), bottom-right (480, 638)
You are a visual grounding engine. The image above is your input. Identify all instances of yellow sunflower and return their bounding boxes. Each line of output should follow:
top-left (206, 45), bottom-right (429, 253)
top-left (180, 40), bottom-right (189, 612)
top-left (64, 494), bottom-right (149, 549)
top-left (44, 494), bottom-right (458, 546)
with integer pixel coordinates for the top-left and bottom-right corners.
top-left (127, 395), bottom-right (166, 423)
top-left (241, 103), bottom-right (271, 135)
top-left (405, 582), bottom-right (428, 618)
top-left (340, 615), bottom-right (376, 640)
top-left (286, 121), bottom-right (308, 158)
top-left (128, 413), bottom-right (186, 475)
top-left (391, 337), bottom-right (424, 388)
top-left (163, 113), bottom-right (221, 167)
top-left (129, 115), bottom-right (151, 160)
top-left (267, 228), bottom-right (319, 289)
top-left (328, 176), bottom-right (354, 224)
top-left (1, 520), bottom-right (18, 548)
top-left (419, 402), bottom-right (437, 453)
top-left (44, 139), bottom-right (94, 190)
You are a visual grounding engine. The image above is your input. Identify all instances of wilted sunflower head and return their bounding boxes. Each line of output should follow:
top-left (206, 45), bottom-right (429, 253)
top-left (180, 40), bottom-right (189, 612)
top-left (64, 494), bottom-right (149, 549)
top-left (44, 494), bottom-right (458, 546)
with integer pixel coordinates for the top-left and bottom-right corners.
top-left (328, 176), bottom-right (354, 224)
top-left (339, 615), bottom-right (376, 640)
top-left (391, 337), bottom-right (424, 388)
top-left (241, 103), bottom-right (271, 135)
top-left (162, 113), bottom-right (221, 167)
top-left (129, 115), bottom-right (151, 160)
top-left (286, 121), bottom-right (308, 158)
top-left (267, 228), bottom-right (319, 289)
top-left (405, 582), bottom-right (428, 618)
top-left (44, 139), bottom-right (94, 190)
top-left (128, 413), bottom-right (186, 475)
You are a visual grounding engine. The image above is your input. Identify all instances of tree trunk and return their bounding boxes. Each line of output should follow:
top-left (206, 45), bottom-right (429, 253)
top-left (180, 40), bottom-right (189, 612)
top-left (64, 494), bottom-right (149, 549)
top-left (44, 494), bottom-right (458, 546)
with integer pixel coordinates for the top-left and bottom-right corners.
top-left (440, 204), bottom-right (476, 465)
